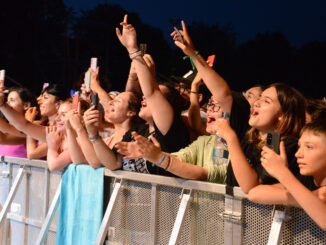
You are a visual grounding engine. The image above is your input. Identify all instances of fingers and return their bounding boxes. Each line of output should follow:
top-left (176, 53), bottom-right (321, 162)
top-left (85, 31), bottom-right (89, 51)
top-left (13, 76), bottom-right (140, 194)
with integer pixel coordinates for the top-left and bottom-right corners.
top-left (181, 20), bottom-right (187, 34)
top-left (149, 135), bottom-right (160, 148)
top-left (116, 27), bottom-right (122, 40)
top-left (279, 141), bottom-right (286, 159)
top-left (123, 14), bottom-right (128, 24)
top-left (143, 54), bottom-right (154, 67)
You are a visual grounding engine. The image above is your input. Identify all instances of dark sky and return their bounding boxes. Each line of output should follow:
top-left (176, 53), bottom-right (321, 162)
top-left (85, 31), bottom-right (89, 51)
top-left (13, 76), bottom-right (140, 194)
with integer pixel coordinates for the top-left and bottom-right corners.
top-left (64, 0), bottom-right (326, 47)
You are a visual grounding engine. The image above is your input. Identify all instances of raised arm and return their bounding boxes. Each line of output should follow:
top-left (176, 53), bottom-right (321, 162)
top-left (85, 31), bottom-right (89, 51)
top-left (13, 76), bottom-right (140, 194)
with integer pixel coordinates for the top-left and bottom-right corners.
top-left (187, 73), bottom-right (207, 136)
top-left (171, 21), bottom-right (233, 114)
top-left (0, 104), bottom-right (46, 142)
top-left (125, 61), bottom-right (142, 94)
top-left (116, 14), bottom-right (174, 135)
top-left (214, 118), bottom-right (259, 193)
top-left (84, 106), bottom-right (122, 170)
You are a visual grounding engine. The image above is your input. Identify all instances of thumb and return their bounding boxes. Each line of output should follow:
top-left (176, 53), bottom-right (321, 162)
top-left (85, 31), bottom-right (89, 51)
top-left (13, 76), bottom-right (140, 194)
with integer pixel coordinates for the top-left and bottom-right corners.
top-left (174, 41), bottom-right (186, 50)
top-left (279, 141), bottom-right (286, 159)
top-left (150, 135), bottom-right (160, 148)
top-left (116, 27), bottom-right (122, 40)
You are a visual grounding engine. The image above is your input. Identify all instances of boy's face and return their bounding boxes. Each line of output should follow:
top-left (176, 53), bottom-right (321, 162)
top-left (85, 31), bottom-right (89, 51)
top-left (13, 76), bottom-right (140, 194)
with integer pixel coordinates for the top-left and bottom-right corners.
top-left (295, 130), bottom-right (326, 178)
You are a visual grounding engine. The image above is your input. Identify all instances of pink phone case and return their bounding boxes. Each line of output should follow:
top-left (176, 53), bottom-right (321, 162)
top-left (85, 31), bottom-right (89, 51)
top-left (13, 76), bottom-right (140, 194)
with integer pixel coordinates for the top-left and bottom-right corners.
top-left (91, 58), bottom-right (97, 72)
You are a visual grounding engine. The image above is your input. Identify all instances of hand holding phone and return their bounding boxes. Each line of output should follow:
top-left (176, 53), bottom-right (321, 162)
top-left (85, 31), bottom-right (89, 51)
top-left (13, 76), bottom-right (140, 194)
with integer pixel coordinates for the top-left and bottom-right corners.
top-left (266, 132), bottom-right (281, 154)
top-left (90, 93), bottom-right (99, 109)
top-left (173, 27), bottom-right (184, 44)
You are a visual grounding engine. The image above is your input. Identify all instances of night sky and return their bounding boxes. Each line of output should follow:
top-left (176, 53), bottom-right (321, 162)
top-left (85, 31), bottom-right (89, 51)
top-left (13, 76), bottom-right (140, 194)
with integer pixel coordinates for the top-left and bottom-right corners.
top-left (64, 0), bottom-right (326, 47)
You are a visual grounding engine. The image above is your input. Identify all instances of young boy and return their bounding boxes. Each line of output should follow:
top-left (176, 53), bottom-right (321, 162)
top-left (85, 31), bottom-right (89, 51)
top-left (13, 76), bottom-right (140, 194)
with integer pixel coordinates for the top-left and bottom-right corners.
top-left (249, 115), bottom-right (326, 230)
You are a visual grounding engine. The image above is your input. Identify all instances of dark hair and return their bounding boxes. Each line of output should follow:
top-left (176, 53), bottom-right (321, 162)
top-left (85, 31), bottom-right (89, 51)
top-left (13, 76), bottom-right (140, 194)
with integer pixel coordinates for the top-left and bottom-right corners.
top-left (302, 110), bottom-right (326, 137)
top-left (126, 91), bottom-right (144, 127)
top-left (306, 98), bottom-right (326, 123)
top-left (8, 87), bottom-right (37, 107)
top-left (42, 84), bottom-right (70, 102)
top-left (247, 83), bottom-right (306, 145)
top-left (198, 83), bottom-right (211, 107)
top-left (160, 82), bottom-right (187, 115)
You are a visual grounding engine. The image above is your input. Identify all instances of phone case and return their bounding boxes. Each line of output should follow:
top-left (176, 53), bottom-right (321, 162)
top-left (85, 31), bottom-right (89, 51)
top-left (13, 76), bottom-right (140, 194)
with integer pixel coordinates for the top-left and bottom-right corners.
top-left (72, 93), bottom-right (79, 110)
top-left (266, 132), bottom-right (281, 154)
top-left (206, 55), bottom-right (216, 67)
top-left (0, 70), bottom-right (5, 85)
top-left (84, 71), bottom-right (91, 93)
top-left (90, 93), bottom-right (98, 108)
top-left (91, 57), bottom-right (97, 72)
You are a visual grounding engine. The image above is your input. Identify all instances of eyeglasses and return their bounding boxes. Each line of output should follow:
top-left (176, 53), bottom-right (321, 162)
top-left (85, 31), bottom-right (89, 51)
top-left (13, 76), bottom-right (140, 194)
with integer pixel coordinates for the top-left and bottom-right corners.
top-left (175, 84), bottom-right (190, 95)
top-left (207, 100), bottom-right (221, 113)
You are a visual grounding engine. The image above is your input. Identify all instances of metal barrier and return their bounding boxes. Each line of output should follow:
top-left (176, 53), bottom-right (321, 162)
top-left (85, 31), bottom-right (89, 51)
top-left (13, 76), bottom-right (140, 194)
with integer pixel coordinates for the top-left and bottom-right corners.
top-left (1, 156), bottom-right (326, 245)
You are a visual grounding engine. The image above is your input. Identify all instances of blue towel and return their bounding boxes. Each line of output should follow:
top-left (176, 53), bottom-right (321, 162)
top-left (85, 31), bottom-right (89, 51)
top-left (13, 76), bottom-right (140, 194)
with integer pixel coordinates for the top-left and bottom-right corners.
top-left (56, 164), bottom-right (105, 245)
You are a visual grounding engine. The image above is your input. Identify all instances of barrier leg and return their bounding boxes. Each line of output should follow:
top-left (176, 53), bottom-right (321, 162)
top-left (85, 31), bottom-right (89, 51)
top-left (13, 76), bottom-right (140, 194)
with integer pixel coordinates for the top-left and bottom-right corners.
top-left (95, 178), bottom-right (124, 245)
top-left (0, 166), bottom-right (25, 227)
top-left (35, 180), bottom-right (61, 245)
top-left (267, 207), bottom-right (287, 245)
top-left (168, 189), bottom-right (193, 245)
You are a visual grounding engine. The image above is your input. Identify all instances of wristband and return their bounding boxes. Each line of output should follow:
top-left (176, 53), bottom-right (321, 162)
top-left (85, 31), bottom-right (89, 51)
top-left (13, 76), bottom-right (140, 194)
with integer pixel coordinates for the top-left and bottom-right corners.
top-left (152, 153), bottom-right (166, 167)
top-left (183, 51), bottom-right (199, 70)
top-left (89, 133), bottom-right (101, 144)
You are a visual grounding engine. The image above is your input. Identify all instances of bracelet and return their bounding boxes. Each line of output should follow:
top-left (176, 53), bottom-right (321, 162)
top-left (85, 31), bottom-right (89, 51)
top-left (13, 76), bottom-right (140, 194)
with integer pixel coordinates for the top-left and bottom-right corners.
top-left (152, 153), bottom-right (166, 167)
top-left (190, 91), bottom-right (199, 94)
top-left (164, 155), bottom-right (171, 170)
top-left (89, 132), bottom-right (101, 144)
top-left (183, 51), bottom-right (199, 70)
top-left (129, 50), bottom-right (142, 60)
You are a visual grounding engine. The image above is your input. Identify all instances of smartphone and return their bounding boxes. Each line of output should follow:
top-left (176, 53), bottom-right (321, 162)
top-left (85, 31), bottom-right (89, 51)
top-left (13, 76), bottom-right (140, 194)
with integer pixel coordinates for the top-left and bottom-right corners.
top-left (72, 92), bottom-right (80, 110)
top-left (84, 71), bottom-right (91, 93)
top-left (139, 43), bottom-right (147, 56)
top-left (266, 132), bottom-right (281, 154)
top-left (206, 55), bottom-right (216, 67)
top-left (90, 93), bottom-right (98, 109)
top-left (173, 27), bottom-right (184, 44)
top-left (0, 70), bottom-right (5, 86)
top-left (91, 57), bottom-right (97, 72)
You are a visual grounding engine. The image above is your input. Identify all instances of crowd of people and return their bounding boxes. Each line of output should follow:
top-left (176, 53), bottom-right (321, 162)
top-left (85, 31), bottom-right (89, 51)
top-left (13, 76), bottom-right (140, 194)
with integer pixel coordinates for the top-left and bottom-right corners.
top-left (1, 14), bottom-right (326, 231)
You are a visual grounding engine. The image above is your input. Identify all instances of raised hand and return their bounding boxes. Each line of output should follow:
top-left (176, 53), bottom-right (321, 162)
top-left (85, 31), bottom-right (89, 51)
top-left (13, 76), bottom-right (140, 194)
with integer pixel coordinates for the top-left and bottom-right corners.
top-left (142, 54), bottom-right (156, 77)
top-left (67, 109), bottom-right (83, 132)
top-left (261, 141), bottom-right (288, 179)
top-left (213, 117), bottom-right (235, 141)
top-left (83, 105), bottom-right (100, 136)
top-left (116, 14), bottom-right (138, 53)
top-left (170, 20), bottom-right (196, 56)
top-left (25, 107), bottom-right (38, 122)
top-left (115, 140), bottom-right (143, 160)
top-left (132, 132), bottom-right (162, 163)
top-left (89, 66), bottom-right (100, 91)
top-left (46, 126), bottom-right (62, 150)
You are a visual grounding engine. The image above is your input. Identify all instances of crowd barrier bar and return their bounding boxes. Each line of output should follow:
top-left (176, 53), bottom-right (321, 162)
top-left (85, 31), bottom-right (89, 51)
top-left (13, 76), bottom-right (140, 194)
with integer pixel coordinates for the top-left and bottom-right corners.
top-left (1, 157), bottom-right (325, 245)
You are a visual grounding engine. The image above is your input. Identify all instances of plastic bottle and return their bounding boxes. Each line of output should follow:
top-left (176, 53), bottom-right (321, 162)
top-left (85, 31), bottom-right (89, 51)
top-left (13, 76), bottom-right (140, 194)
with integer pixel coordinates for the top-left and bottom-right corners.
top-left (212, 112), bottom-right (230, 166)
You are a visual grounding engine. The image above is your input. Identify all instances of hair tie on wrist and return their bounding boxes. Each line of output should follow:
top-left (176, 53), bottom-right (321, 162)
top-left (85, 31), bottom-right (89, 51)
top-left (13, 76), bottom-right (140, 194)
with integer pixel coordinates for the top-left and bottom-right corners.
top-left (183, 51), bottom-right (199, 70)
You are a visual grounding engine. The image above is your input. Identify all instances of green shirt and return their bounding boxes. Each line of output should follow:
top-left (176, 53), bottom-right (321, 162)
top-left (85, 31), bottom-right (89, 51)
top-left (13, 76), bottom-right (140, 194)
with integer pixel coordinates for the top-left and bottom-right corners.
top-left (172, 135), bottom-right (229, 183)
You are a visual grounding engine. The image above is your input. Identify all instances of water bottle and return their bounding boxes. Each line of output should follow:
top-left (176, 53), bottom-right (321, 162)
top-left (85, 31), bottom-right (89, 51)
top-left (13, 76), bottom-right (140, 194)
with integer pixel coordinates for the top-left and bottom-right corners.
top-left (212, 112), bottom-right (229, 166)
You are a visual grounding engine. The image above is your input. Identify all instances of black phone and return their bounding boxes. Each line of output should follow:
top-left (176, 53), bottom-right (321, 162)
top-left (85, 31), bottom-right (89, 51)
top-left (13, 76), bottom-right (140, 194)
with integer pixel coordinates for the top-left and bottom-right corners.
top-left (266, 132), bottom-right (281, 154)
top-left (139, 43), bottom-right (147, 56)
top-left (90, 93), bottom-right (98, 109)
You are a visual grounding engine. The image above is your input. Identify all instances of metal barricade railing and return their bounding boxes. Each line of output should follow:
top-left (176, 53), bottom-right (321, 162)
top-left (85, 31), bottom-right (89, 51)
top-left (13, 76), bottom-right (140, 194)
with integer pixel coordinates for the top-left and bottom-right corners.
top-left (1, 156), bottom-right (326, 245)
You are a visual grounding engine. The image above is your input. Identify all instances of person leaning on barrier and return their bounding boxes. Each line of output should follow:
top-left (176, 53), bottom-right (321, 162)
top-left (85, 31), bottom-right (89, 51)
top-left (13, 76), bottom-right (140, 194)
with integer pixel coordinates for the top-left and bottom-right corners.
top-left (248, 112), bottom-right (326, 230)
top-left (214, 83), bottom-right (307, 193)
top-left (115, 18), bottom-right (250, 183)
